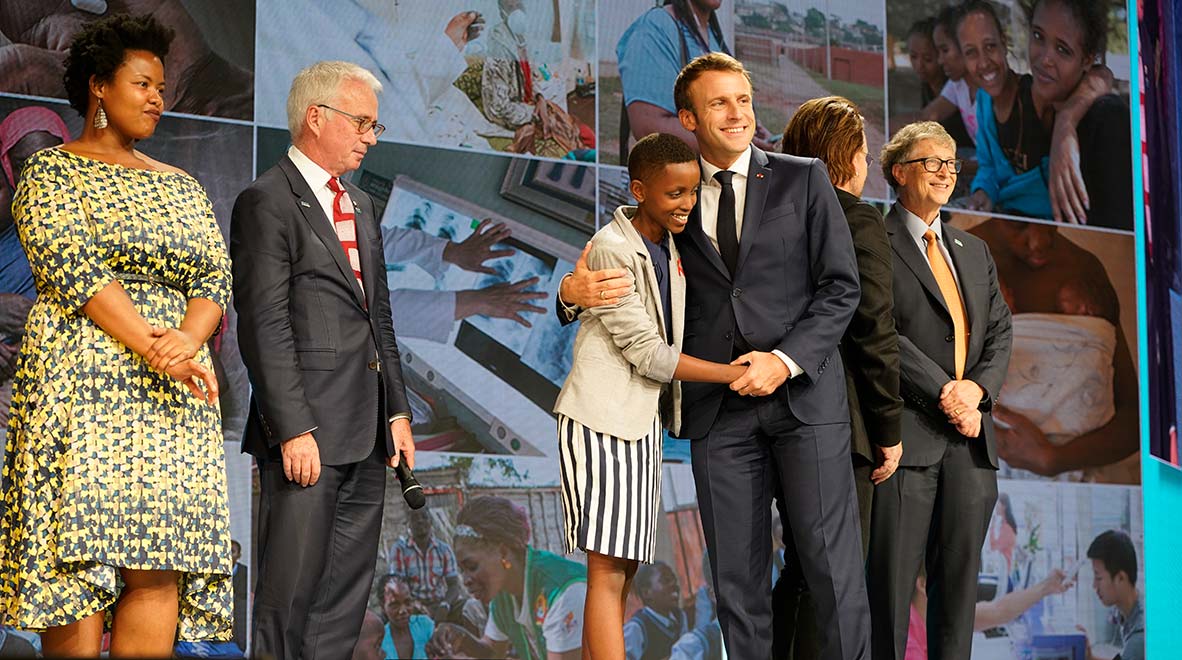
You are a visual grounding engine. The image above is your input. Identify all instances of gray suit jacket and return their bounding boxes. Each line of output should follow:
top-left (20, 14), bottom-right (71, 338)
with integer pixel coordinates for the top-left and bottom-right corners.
top-left (231, 156), bottom-right (412, 465)
top-left (885, 203), bottom-right (1012, 468)
top-left (554, 207), bottom-right (685, 440)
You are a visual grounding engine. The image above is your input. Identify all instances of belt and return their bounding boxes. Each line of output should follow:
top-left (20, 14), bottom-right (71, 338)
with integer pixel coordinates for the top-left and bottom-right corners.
top-left (115, 272), bottom-right (185, 294)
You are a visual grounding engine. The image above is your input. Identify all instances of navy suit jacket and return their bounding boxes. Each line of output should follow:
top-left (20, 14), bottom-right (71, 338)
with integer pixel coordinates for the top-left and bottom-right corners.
top-left (674, 147), bottom-right (861, 439)
top-left (884, 204), bottom-right (1012, 468)
top-left (231, 156), bottom-right (412, 465)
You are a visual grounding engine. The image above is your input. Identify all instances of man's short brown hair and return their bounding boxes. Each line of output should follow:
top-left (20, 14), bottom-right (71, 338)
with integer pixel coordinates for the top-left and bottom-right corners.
top-left (781, 96), bottom-right (865, 187)
top-left (673, 52), bottom-right (752, 114)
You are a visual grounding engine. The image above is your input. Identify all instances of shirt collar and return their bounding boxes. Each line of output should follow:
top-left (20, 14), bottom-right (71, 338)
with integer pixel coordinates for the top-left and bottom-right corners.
top-left (700, 145), bottom-right (753, 185)
top-left (1119, 597), bottom-right (1144, 629)
top-left (895, 202), bottom-right (943, 246)
top-left (403, 535), bottom-right (437, 554)
top-left (639, 229), bottom-right (670, 252)
top-left (288, 144), bottom-right (335, 193)
top-left (642, 606), bottom-right (676, 628)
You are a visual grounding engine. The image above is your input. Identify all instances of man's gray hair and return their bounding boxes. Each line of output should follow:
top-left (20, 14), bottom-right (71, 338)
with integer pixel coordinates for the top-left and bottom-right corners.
top-left (286, 61), bottom-right (383, 139)
top-left (880, 121), bottom-right (956, 190)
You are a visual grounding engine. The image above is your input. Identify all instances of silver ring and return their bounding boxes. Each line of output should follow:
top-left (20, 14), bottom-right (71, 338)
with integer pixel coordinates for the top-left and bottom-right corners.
top-left (599, 290), bottom-right (606, 300)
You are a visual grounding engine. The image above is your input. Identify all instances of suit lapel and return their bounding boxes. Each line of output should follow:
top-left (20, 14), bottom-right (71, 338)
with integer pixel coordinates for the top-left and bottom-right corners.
top-left (346, 180), bottom-right (378, 313)
top-left (670, 240), bottom-right (685, 349)
top-left (280, 158), bottom-right (368, 310)
top-left (885, 205), bottom-right (950, 317)
top-left (686, 192), bottom-right (730, 280)
top-left (945, 226), bottom-right (984, 348)
top-left (736, 146), bottom-right (770, 273)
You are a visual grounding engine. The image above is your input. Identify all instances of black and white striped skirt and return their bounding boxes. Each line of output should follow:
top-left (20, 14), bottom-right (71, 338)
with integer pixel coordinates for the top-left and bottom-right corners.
top-left (557, 414), bottom-right (663, 563)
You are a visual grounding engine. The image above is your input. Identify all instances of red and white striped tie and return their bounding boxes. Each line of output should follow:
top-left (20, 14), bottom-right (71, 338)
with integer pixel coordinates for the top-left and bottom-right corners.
top-left (327, 177), bottom-right (365, 298)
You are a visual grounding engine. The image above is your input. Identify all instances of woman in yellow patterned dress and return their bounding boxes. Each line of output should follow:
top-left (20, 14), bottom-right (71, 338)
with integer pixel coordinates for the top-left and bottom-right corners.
top-left (0, 14), bottom-right (232, 657)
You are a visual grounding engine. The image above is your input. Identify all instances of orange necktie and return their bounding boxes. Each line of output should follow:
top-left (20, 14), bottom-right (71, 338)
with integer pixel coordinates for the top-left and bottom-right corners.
top-left (923, 230), bottom-right (967, 378)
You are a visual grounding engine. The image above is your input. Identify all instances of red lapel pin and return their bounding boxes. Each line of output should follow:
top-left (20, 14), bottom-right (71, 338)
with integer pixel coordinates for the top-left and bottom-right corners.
top-left (755, 172), bottom-right (765, 179)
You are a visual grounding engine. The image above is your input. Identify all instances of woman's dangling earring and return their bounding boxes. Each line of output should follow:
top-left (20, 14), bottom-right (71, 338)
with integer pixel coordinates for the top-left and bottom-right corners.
top-left (501, 558), bottom-right (512, 570)
top-left (93, 100), bottom-right (108, 129)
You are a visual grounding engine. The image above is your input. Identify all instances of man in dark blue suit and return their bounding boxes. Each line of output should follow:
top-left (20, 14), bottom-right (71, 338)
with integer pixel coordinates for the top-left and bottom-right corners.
top-left (561, 53), bottom-right (869, 659)
top-left (232, 61), bottom-right (416, 660)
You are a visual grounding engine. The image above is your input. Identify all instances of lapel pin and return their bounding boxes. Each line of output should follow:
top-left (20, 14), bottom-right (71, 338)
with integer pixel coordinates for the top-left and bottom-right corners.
top-left (299, 200), bottom-right (311, 208)
top-left (755, 172), bottom-right (765, 179)
top-left (954, 238), bottom-right (964, 247)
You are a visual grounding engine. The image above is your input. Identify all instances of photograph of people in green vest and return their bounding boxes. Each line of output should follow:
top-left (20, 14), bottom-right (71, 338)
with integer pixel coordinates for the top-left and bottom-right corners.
top-left (386, 508), bottom-right (485, 635)
top-left (886, 0), bottom-right (1132, 229)
top-left (425, 496), bottom-right (587, 659)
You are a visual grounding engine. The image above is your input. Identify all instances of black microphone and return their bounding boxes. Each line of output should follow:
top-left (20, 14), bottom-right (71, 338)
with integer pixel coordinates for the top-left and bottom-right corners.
top-left (393, 452), bottom-right (426, 509)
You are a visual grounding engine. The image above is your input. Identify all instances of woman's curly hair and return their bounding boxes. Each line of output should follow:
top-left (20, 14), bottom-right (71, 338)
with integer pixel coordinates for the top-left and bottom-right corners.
top-left (63, 13), bottom-right (175, 117)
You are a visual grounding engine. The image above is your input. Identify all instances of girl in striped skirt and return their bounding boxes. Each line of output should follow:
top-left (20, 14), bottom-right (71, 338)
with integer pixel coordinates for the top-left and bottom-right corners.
top-left (553, 134), bottom-right (746, 659)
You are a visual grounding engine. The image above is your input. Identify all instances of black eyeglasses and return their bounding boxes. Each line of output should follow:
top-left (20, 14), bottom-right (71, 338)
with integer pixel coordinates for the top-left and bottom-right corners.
top-left (316, 104), bottom-right (386, 138)
top-left (901, 156), bottom-right (963, 173)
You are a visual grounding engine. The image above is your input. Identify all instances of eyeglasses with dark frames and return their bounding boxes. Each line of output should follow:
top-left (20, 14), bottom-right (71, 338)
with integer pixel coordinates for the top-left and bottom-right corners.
top-left (901, 156), bottom-right (963, 174)
top-left (316, 104), bottom-right (386, 138)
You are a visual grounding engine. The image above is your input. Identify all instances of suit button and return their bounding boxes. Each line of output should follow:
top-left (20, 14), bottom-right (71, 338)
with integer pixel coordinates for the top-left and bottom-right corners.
top-left (732, 288), bottom-right (742, 298)
top-left (368, 360), bottom-right (380, 371)
top-left (724, 332), bottom-right (733, 341)
top-left (945, 335), bottom-right (954, 342)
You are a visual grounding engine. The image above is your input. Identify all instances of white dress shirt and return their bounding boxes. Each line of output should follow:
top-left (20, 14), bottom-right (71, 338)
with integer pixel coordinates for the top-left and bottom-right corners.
top-left (288, 145), bottom-right (353, 225)
top-left (698, 146), bottom-right (752, 255)
top-left (698, 147), bottom-right (802, 379)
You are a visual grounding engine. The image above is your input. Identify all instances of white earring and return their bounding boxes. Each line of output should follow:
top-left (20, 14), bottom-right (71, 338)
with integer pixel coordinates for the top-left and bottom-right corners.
top-left (93, 101), bottom-right (108, 129)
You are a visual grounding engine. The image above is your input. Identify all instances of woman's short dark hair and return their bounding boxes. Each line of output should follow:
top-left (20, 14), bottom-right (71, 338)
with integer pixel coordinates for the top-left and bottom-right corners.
top-left (63, 13), bottom-right (175, 117)
top-left (380, 573), bottom-right (410, 596)
top-left (1032, 0), bottom-right (1108, 58)
top-left (956, 0), bottom-right (1009, 48)
top-left (906, 17), bottom-right (938, 42)
top-left (454, 496), bottom-right (530, 554)
top-left (935, 4), bottom-right (966, 41)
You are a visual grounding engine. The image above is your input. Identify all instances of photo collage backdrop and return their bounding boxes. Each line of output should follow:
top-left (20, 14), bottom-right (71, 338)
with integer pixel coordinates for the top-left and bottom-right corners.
top-left (0, 0), bottom-right (1143, 657)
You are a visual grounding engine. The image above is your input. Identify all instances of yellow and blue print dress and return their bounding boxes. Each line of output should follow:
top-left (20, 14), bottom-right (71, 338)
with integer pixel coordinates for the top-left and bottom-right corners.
top-left (0, 147), bottom-right (232, 639)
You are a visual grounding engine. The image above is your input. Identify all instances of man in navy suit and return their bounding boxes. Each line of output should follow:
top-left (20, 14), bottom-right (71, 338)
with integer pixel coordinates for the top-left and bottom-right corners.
top-left (866, 122), bottom-right (1012, 660)
top-left (231, 60), bottom-right (416, 660)
top-left (561, 53), bottom-right (869, 659)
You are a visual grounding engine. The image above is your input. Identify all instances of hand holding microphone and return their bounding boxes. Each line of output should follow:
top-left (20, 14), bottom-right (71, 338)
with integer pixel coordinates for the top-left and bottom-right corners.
top-left (393, 451), bottom-right (425, 509)
top-left (389, 419), bottom-right (423, 508)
